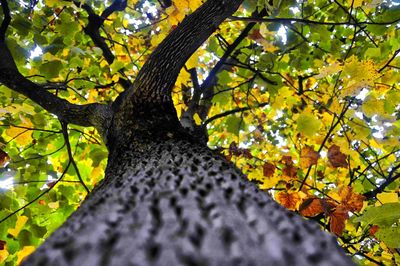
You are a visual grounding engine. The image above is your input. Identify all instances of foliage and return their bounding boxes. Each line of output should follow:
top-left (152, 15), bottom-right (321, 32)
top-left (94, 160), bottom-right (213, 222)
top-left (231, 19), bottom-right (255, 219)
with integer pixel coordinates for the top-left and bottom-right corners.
top-left (0, 0), bottom-right (399, 264)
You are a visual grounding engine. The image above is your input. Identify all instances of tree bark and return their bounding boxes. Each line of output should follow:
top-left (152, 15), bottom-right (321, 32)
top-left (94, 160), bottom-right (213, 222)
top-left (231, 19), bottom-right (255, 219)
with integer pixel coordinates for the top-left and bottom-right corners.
top-left (23, 138), bottom-right (352, 266)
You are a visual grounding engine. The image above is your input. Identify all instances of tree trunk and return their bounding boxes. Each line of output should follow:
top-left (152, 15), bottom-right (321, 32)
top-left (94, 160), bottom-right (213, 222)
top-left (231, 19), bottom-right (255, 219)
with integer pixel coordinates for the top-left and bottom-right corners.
top-left (23, 137), bottom-right (352, 266)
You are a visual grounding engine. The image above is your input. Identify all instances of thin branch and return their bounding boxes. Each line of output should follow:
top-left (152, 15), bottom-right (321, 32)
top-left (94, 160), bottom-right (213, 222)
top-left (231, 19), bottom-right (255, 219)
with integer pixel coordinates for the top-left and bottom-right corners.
top-left (229, 16), bottom-right (400, 26)
top-left (379, 49), bottom-right (400, 73)
top-left (203, 102), bottom-right (269, 126)
top-left (363, 164), bottom-right (400, 199)
top-left (60, 120), bottom-right (90, 193)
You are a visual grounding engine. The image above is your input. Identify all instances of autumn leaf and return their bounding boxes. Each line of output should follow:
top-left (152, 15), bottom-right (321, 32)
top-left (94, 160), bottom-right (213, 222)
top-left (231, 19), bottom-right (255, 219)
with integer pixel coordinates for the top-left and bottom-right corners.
top-left (338, 186), bottom-right (365, 212)
top-left (327, 145), bottom-right (348, 168)
top-left (330, 207), bottom-right (349, 236)
top-left (276, 191), bottom-right (301, 211)
top-left (17, 246), bottom-right (35, 265)
top-left (300, 146), bottom-right (320, 168)
top-left (263, 162), bottom-right (275, 177)
top-left (7, 216), bottom-right (28, 238)
top-left (299, 197), bottom-right (325, 217)
top-left (0, 240), bottom-right (5, 250)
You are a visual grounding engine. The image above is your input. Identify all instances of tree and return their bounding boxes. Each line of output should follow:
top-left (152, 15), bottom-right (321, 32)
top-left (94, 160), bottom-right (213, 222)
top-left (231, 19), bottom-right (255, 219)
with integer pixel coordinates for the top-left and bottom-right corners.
top-left (0, 0), bottom-right (399, 265)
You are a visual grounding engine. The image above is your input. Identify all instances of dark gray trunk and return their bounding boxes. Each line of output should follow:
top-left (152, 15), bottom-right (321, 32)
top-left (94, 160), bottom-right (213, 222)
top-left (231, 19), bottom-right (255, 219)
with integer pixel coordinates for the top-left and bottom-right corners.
top-left (23, 137), bottom-right (353, 266)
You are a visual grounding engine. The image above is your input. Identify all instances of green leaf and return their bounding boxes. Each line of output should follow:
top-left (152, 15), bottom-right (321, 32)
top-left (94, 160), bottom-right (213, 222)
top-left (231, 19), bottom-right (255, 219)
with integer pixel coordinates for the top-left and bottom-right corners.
top-left (353, 203), bottom-right (400, 226)
top-left (39, 60), bottom-right (63, 79)
top-left (375, 226), bottom-right (400, 248)
top-left (296, 112), bottom-right (322, 137)
top-left (226, 116), bottom-right (242, 135)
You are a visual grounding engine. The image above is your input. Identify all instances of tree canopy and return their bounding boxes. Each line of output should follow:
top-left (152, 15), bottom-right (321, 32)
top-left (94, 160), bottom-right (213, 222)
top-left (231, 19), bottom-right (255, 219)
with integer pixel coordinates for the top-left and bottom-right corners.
top-left (0, 0), bottom-right (399, 264)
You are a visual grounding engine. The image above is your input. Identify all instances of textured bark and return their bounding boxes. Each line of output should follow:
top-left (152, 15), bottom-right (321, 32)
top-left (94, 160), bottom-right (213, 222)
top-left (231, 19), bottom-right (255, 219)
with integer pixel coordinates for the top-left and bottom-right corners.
top-left (23, 138), bottom-right (353, 266)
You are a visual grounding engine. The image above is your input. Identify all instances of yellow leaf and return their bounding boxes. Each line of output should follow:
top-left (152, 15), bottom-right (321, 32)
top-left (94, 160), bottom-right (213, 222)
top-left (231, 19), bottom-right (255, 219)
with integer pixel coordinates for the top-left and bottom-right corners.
top-left (193, 113), bottom-right (202, 125)
top-left (376, 192), bottom-right (398, 205)
top-left (185, 52), bottom-right (199, 69)
top-left (17, 246), bottom-right (35, 265)
top-left (315, 61), bottom-right (343, 79)
top-left (0, 249), bottom-right (9, 264)
top-left (7, 216), bottom-right (28, 238)
top-left (4, 116), bottom-right (33, 146)
top-left (341, 55), bottom-right (379, 97)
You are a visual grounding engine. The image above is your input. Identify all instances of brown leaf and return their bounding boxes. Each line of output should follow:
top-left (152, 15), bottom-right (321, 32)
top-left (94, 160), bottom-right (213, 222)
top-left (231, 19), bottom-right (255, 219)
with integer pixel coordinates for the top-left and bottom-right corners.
top-left (0, 149), bottom-right (10, 167)
top-left (300, 145), bottom-right (320, 168)
top-left (282, 165), bottom-right (298, 179)
top-left (263, 162), bottom-right (275, 177)
top-left (327, 145), bottom-right (348, 168)
top-left (281, 155), bottom-right (294, 166)
top-left (0, 240), bottom-right (5, 250)
top-left (299, 197), bottom-right (324, 217)
top-left (248, 29), bottom-right (263, 41)
top-left (276, 191), bottom-right (301, 211)
top-left (338, 186), bottom-right (365, 212)
top-left (330, 206), bottom-right (349, 236)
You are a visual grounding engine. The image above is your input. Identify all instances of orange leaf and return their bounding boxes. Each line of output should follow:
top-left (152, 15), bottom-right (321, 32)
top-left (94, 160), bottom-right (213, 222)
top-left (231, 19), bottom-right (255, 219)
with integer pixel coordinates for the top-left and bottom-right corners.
top-left (276, 191), bottom-right (301, 211)
top-left (338, 186), bottom-right (365, 212)
top-left (327, 145), bottom-right (348, 168)
top-left (299, 197), bottom-right (324, 217)
top-left (330, 207), bottom-right (349, 236)
top-left (263, 162), bottom-right (275, 177)
top-left (300, 145), bottom-right (320, 168)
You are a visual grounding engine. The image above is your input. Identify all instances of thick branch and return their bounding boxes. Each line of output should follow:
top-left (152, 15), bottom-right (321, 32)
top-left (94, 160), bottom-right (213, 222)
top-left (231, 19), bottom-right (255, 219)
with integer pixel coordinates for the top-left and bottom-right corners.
top-left (0, 0), bottom-right (10, 41)
top-left (116, 0), bottom-right (244, 113)
top-left (0, 67), bottom-right (112, 131)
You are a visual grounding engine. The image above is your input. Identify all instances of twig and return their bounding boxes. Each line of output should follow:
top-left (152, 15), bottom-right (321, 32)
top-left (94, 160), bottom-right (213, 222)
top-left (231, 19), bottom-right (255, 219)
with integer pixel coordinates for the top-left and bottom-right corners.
top-left (60, 120), bottom-right (90, 193)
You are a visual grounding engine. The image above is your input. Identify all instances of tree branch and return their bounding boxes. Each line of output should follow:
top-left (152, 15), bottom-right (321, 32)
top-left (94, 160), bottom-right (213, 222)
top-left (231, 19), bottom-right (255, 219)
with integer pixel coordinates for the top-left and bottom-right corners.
top-left (74, 0), bottom-right (131, 90)
top-left (0, 0), bottom-right (10, 41)
top-left (229, 16), bottom-right (400, 26)
top-left (60, 120), bottom-right (90, 193)
top-left (116, 0), bottom-right (244, 113)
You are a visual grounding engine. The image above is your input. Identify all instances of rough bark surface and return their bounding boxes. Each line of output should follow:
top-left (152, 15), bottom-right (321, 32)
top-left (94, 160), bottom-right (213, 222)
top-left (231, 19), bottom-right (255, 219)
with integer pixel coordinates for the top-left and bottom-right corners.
top-left (23, 139), bottom-right (353, 266)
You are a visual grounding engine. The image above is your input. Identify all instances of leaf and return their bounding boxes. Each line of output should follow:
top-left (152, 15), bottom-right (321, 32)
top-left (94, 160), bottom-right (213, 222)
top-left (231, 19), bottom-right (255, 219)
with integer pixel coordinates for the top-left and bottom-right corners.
top-left (338, 186), bottom-right (365, 212)
top-left (376, 192), bottom-right (398, 204)
top-left (375, 226), bottom-right (400, 248)
top-left (299, 197), bottom-right (324, 217)
top-left (327, 145), bottom-right (348, 168)
top-left (353, 203), bottom-right (400, 226)
top-left (7, 216), bottom-right (28, 238)
top-left (276, 191), bottom-right (301, 211)
top-left (0, 249), bottom-right (9, 264)
top-left (0, 240), bottom-right (5, 250)
top-left (296, 111), bottom-right (322, 137)
top-left (225, 116), bottom-right (242, 135)
top-left (300, 145), bottom-right (320, 168)
top-left (39, 60), bottom-right (64, 79)
top-left (330, 207), bottom-right (349, 236)
top-left (193, 113), bottom-right (202, 126)
top-left (262, 162), bottom-right (275, 177)
top-left (16, 246), bottom-right (35, 265)
top-left (4, 117), bottom-right (34, 146)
